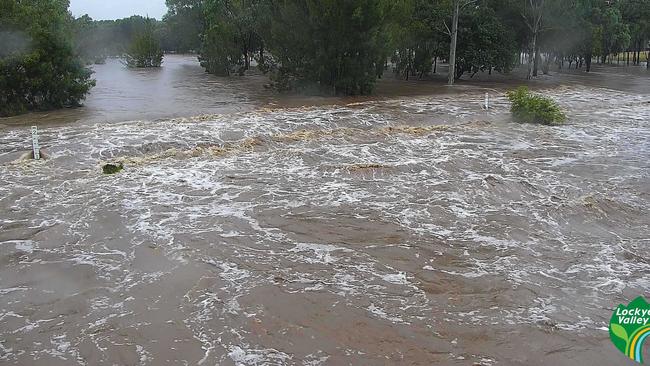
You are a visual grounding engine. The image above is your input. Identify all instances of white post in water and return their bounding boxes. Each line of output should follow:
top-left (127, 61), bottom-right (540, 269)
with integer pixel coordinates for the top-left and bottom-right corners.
top-left (31, 126), bottom-right (40, 160)
top-left (484, 92), bottom-right (490, 110)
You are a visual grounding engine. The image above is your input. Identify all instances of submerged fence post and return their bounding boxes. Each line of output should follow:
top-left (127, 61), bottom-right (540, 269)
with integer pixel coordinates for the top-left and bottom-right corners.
top-left (31, 126), bottom-right (40, 160)
top-left (484, 92), bottom-right (490, 110)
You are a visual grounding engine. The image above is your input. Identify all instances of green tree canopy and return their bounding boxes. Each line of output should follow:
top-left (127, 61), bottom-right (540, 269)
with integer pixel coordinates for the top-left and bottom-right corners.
top-left (164, 0), bottom-right (205, 53)
top-left (454, 5), bottom-right (518, 79)
top-left (199, 0), bottom-right (268, 76)
top-left (385, 0), bottom-right (447, 80)
top-left (124, 19), bottom-right (164, 68)
top-left (267, 0), bottom-right (388, 95)
top-left (0, 0), bottom-right (95, 116)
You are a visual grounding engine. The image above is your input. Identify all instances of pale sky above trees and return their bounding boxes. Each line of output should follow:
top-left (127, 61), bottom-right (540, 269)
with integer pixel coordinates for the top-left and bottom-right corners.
top-left (69, 0), bottom-right (167, 20)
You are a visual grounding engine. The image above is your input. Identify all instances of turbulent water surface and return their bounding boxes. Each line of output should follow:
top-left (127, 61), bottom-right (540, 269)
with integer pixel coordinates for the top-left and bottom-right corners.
top-left (0, 56), bottom-right (649, 365)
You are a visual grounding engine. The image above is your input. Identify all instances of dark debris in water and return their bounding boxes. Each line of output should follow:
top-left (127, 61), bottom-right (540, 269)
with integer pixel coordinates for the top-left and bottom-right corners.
top-left (342, 163), bottom-right (391, 172)
top-left (102, 163), bottom-right (124, 175)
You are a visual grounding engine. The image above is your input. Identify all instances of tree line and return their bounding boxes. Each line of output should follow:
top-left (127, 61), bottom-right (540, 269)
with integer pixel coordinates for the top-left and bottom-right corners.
top-left (166, 0), bottom-right (649, 93)
top-left (1, 0), bottom-right (649, 116)
top-left (72, 15), bottom-right (191, 64)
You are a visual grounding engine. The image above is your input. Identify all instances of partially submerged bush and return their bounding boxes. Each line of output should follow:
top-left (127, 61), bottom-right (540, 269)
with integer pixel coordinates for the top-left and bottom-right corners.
top-left (0, 1), bottom-right (95, 117)
top-left (102, 163), bottom-right (123, 175)
top-left (506, 87), bottom-right (566, 125)
top-left (124, 20), bottom-right (163, 68)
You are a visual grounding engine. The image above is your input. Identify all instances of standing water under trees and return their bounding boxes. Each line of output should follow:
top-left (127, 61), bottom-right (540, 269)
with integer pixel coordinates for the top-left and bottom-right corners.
top-left (183, 0), bottom-right (650, 94)
top-left (124, 18), bottom-right (164, 68)
top-left (0, 0), bottom-right (648, 116)
top-left (0, 0), bottom-right (95, 117)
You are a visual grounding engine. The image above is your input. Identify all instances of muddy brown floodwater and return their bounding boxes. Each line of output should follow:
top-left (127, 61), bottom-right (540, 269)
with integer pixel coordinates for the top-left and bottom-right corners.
top-left (0, 55), bottom-right (649, 365)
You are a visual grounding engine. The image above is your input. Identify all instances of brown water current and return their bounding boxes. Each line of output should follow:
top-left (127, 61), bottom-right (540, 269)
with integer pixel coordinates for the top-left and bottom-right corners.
top-left (0, 55), bottom-right (649, 365)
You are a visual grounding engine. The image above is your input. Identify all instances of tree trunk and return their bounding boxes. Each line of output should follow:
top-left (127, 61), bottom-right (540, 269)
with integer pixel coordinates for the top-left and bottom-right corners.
top-left (627, 50), bottom-right (630, 65)
top-left (433, 57), bottom-right (437, 73)
top-left (456, 65), bottom-right (464, 79)
top-left (533, 46), bottom-right (541, 77)
top-left (543, 53), bottom-right (550, 74)
top-left (533, 45), bottom-right (540, 76)
top-left (585, 53), bottom-right (592, 72)
top-left (448, 0), bottom-right (460, 86)
top-left (526, 29), bottom-right (537, 80)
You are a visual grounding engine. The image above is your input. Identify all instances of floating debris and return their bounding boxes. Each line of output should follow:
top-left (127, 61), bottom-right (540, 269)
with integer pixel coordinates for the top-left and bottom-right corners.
top-left (102, 163), bottom-right (124, 174)
top-left (341, 163), bottom-right (391, 172)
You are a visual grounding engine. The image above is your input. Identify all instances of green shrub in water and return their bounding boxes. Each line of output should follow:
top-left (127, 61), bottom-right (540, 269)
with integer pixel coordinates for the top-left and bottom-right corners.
top-left (102, 163), bottom-right (123, 175)
top-left (124, 19), bottom-right (163, 68)
top-left (506, 87), bottom-right (566, 125)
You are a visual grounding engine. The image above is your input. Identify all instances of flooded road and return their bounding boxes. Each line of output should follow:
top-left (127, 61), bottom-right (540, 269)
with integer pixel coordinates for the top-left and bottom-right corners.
top-left (0, 56), bottom-right (649, 365)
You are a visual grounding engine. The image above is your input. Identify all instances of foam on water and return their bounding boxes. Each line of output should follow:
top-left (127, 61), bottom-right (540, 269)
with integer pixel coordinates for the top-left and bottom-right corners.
top-left (0, 86), bottom-right (648, 365)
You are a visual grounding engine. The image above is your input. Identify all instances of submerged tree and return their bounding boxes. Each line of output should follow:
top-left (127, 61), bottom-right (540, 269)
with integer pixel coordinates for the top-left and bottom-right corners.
top-left (164, 0), bottom-right (205, 53)
top-left (454, 6), bottom-right (518, 79)
top-left (446, 0), bottom-right (474, 85)
top-left (386, 0), bottom-right (446, 80)
top-left (177, 0), bottom-right (648, 94)
top-left (72, 14), bottom-right (107, 64)
top-left (199, 0), bottom-right (268, 76)
top-left (0, 0), bottom-right (95, 117)
top-left (597, 5), bottom-right (631, 64)
top-left (507, 86), bottom-right (565, 125)
top-left (621, 0), bottom-right (650, 67)
top-left (124, 19), bottom-right (164, 68)
top-left (521, 0), bottom-right (546, 79)
top-left (267, 0), bottom-right (388, 95)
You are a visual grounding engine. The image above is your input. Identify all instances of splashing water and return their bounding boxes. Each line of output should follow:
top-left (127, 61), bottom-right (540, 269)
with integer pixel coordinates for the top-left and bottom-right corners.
top-left (0, 61), bottom-right (649, 365)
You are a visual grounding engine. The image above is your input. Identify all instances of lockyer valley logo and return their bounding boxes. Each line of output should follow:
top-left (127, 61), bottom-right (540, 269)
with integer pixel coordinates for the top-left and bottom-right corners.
top-left (610, 297), bottom-right (650, 363)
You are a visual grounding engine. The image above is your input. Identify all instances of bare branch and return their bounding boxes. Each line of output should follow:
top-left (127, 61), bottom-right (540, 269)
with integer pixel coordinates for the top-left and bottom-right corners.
top-left (521, 12), bottom-right (534, 31)
top-left (460, 0), bottom-right (477, 10)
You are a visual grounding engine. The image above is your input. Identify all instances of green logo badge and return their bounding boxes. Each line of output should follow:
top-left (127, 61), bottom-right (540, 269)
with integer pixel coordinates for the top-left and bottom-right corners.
top-left (610, 297), bottom-right (650, 363)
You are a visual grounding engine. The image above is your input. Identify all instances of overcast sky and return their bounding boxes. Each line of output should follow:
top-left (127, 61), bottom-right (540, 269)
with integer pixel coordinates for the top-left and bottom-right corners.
top-left (69, 0), bottom-right (167, 20)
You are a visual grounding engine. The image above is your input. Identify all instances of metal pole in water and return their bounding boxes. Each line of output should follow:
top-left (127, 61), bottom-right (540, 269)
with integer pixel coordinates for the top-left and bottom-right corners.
top-left (484, 92), bottom-right (489, 110)
top-left (31, 126), bottom-right (40, 160)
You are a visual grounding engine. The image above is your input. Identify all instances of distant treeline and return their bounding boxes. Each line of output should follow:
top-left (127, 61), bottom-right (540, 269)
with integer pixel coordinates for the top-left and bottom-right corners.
top-left (72, 14), bottom-right (198, 63)
top-left (161, 0), bottom-right (650, 94)
top-left (2, 0), bottom-right (649, 117)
